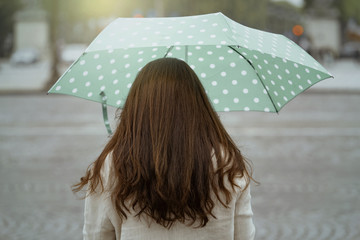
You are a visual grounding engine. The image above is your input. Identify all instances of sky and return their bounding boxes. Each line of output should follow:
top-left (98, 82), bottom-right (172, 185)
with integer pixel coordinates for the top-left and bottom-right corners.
top-left (272, 0), bottom-right (305, 7)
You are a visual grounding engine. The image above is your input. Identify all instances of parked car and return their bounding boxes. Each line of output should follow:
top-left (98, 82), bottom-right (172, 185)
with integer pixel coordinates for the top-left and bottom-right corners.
top-left (340, 41), bottom-right (360, 59)
top-left (10, 48), bottom-right (40, 65)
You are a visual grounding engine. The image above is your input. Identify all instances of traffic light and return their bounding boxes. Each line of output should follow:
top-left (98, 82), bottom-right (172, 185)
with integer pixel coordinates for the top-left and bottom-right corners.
top-left (292, 25), bottom-right (304, 36)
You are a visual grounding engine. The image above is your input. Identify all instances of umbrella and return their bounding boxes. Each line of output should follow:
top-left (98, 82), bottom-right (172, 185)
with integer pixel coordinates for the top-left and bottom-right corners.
top-left (48, 12), bottom-right (332, 134)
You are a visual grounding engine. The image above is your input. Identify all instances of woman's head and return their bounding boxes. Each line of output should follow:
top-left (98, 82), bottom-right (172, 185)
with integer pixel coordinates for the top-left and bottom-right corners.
top-left (122, 57), bottom-right (215, 135)
top-left (74, 57), bottom-right (252, 228)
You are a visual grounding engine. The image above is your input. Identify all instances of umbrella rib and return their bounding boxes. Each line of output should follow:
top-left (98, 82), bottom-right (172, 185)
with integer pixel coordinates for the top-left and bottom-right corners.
top-left (229, 46), bottom-right (279, 113)
top-left (163, 46), bottom-right (174, 58)
top-left (99, 91), bottom-right (113, 135)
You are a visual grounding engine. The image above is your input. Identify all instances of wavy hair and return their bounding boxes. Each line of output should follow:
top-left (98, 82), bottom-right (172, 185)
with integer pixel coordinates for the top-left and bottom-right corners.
top-left (73, 58), bottom-right (253, 228)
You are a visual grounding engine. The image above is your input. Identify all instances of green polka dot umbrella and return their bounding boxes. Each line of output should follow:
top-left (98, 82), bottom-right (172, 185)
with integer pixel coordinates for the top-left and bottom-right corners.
top-left (49, 12), bottom-right (332, 132)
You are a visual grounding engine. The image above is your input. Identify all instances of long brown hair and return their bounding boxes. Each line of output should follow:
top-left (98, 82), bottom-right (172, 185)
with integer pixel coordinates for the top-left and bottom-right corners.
top-left (73, 58), bottom-right (252, 228)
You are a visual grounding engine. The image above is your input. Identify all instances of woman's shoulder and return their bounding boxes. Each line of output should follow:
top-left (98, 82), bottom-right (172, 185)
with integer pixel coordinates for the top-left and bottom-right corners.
top-left (231, 175), bottom-right (249, 200)
top-left (234, 175), bottom-right (248, 189)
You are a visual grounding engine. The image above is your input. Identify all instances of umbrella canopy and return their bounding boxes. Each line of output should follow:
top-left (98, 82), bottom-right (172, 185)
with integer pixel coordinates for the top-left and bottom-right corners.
top-left (49, 12), bottom-right (332, 113)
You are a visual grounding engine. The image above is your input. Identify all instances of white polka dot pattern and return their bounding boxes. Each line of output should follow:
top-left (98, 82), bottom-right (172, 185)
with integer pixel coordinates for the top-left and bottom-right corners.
top-left (49, 12), bottom-right (333, 113)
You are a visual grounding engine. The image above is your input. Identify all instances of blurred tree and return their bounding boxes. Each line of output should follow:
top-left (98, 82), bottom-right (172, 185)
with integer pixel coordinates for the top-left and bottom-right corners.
top-left (41, 0), bottom-right (270, 86)
top-left (235, 0), bottom-right (268, 29)
top-left (303, 0), bottom-right (315, 8)
top-left (41, 0), bottom-right (123, 86)
top-left (334, 0), bottom-right (360, 24)
top-left (41, 0), bottom-right (60, 86)
top-left (267, 1), bottom-right (301, 35)
top-left (163, 0), bottom-right (268, 29)
top-left (0, 0), bottom-right (22, 57)
top-left (305, 0), bottom-right (360, 24)
top-left (304, 0), bottom-right (333, 9)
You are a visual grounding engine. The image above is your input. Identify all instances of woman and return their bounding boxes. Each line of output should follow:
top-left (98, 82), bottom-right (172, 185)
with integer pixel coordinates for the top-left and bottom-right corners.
top-left (73, 58), bottom-right (255, 239)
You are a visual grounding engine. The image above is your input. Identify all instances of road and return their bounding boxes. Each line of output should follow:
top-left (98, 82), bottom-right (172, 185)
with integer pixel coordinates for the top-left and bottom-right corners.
top-left (0, 92), bottom-right (359, 240)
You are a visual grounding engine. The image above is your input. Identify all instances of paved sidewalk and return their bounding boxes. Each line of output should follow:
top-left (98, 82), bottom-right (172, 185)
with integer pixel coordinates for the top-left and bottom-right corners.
top-left (0, 58), bottom-right (359, 93)
top-left (1, 93), bottom-right (359, 240)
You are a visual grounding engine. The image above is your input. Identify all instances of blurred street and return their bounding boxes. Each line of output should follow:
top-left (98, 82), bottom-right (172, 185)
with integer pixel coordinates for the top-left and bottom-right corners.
top-left (0, 86), bottom-right (359, 239)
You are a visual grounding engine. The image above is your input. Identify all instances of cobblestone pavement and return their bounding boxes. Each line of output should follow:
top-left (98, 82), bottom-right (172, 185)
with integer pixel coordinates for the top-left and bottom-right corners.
top-left (0, 93), bottom-right (359, 240)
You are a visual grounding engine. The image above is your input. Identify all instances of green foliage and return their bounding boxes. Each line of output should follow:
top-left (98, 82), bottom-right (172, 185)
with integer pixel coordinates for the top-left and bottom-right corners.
top-left (305, 0), bottom-right (360, 24)
top-left (303, 0), bottom-right (314, 9)
top-left (40, 0), bottom-right (268, 26)
top-left (337, 0), bottom-right (360, 23)
top-left (37, 0), bottom-right (269, 43)
top-left (163, 0), bottom-right (268, 29)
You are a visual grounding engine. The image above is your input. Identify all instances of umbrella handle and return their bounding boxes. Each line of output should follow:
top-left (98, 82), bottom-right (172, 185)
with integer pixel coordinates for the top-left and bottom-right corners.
top-left (100, 91), bottom-right (113, 136)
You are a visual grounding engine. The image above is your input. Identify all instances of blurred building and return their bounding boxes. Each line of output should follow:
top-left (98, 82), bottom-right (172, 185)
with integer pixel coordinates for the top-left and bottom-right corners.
top-left (302, 0), bottom-right (341, 59)
top-left (13, 0), bottom-right (49, 59)
top-left (10, 0), bottom-right (347, 62)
